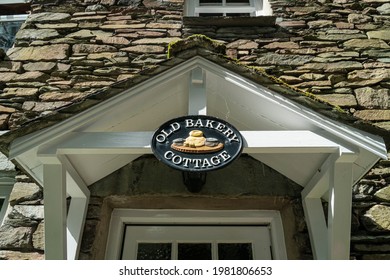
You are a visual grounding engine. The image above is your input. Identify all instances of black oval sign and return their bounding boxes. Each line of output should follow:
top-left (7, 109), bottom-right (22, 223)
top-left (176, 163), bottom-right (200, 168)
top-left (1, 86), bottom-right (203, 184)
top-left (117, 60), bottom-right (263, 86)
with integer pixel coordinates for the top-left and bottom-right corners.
top-left (151, 115), bottom-right (243, 172)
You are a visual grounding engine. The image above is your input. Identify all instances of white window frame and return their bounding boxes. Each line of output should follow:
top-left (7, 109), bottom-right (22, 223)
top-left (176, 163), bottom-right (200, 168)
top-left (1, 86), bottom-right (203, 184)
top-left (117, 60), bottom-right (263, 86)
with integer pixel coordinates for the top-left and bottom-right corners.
top-left (0, 178), bottom-right (14, 226)
top-left (185, 0), bottom-right (272, 17)
top-left (0, 13), bottom-right (28, 51)
top-left (0, 0), bottom-right (29, 4)
top-left (0, 14), bottom-right (28, 22)
top-left (105, 209), bottom-right (287, 260)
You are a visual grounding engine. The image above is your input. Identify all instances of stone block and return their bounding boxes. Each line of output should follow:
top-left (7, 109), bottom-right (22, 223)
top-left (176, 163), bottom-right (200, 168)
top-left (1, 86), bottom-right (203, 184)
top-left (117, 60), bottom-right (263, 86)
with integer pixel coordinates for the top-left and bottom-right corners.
top-left (354, 110), bottom-right (390, 121)
top-left (348, 14), bottom-right (372, 24)
top-left (362, 205), bottom-right (390, 232)
top-left (27, 12), bottom-right (71, 23)
top-left (35, 23), bottom-right (78, 29)
top-left (0, 105), bottom-right (16, 114)
top-left (374, 186), bottom-right (390, 202)
top-left (344, 39), bottom-right (390, 49)
top-left (377, 3), bottom-right (390, 15)
top-left (2, 88), bottom-right (39, 99)
top-left (355, 87), bottom-right (389, 109)
top-left (121, 45), bottom-right (165, 53)
top-left (0, 250), bottom-right (44, 260)
top-left (22, 101), bottom-right (71, 112)
top-left (23, 62), bottom-right (56, 72)
top-left (15, 29), bottom-right (59, 41)
top-left (32, 222), bottom-right (44, 251)
top-left (0, 61), bottom-right (22, 72)
top-left (256, 53), bottom-right (314, 66)
top-left (0, 114), bottom-right (9, 130)
top-left (0, 225), bottom-right (33, 249)
top-left (132, 37), bottom-right (181, 45)
top-left (9, 182), bottom-right (41, 205)
top-left (7, 44), bottom-right (70, 61)
top-left (367, 30), bottom-right (390, 41)
top-left (299, 61), bottom-right (363, 73)
top-left (318, 94), bottom-right (357, 107)
top-left (13, 205), bottom-right (44, 220)
top-left (73, 44), bottom-right (118, 54)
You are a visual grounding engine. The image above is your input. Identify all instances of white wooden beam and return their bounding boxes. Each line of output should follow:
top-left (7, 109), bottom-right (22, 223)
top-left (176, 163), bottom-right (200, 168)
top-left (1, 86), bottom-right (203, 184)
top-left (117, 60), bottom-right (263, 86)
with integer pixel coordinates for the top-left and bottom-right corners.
top-left (43, 162), bottom-right (67, 260)
top-left (189, 67), bottom-right (206, 115)
top-left (302, 198), bottom-right (328, 259)
top-left (59, 156), bottom-right (90, 260)
top-left (302, 153), bottom-right (337, 199)
top-left (327, 157), bottom-right (354, 259)
top-left (37, 131), bottom-right (350, 156)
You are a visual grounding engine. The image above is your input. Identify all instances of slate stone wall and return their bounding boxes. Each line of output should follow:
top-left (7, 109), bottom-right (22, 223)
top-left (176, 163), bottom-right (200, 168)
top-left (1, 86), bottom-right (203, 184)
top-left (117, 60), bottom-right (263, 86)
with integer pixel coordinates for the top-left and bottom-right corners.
top-left (0, 0), bottom-right (389, 259)
top-left (0, 174), bottom-right (44, 260)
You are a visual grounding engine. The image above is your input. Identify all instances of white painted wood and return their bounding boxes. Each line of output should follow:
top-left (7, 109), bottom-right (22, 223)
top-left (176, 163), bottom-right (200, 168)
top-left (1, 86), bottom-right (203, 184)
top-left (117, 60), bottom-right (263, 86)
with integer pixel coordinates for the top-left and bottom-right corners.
top-left (66, 197), bottom-right (88, 260)
top-left (0, 0), bottom-right (28, 4)
top-left (327, 158), bottom-right (354, 259)
top-left (122, 225), bottom-right (271, 260)
top-left (195, 6), bottom-right (256, 15)
top-left (189, 67), bottom-right (206, 115)
top-left (0, 179), bottom-right (14, 226)
top-left (67, 154), bottom-right (136, 186)
top-left (301, 153), bottom-right (337, 199)
top-left (9, 57), bottom-right (387, 162)
top-left (43, 163), bottom-right (67, 260)
top-left (106, 209), bottom-right (286, 260)
top-left (302, 198), bottom-right (328, 259)
top-left (59, 156), bottom-right (90, 260)
top-left (37, 131), bottom-right (349, 156)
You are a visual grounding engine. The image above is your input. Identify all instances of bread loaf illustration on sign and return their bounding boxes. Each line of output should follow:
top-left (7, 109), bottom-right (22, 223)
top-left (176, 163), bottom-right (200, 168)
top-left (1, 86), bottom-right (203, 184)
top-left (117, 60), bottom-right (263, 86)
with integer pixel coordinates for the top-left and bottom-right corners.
top-left (171, 130), bottom-right (224, 154)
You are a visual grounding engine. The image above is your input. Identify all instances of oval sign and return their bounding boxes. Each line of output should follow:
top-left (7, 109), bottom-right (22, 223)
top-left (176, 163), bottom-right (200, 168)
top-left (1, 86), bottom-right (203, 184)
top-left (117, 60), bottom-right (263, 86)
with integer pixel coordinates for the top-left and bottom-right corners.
top-left (151, 115), bottom-right (243, 172)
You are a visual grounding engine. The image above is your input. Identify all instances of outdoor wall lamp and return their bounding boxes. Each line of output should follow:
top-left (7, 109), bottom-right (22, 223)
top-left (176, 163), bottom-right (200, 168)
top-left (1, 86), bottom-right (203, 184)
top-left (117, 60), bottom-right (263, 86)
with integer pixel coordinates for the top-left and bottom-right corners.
top-left (182, 171), bottom-right (207, 193)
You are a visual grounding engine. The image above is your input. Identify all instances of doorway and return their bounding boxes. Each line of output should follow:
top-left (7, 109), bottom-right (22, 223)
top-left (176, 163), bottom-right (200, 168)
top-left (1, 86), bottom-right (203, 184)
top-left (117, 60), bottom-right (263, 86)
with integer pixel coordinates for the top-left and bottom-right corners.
top-left (105, 209), bottom-right (287, 260)
top-left (122, 225), bottom-right (271, 260)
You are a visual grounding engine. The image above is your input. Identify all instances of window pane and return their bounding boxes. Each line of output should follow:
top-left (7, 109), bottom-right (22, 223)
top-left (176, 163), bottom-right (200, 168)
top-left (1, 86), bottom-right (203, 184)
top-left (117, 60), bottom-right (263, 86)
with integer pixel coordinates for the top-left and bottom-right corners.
top-left (218, 243), bottom-right (253, 260)
top-left (137, 243), bottom-right (172, 260)
top-left (0, 199), bottom-right (4, 210)
top-left (0, 19), bottom-right (23, 51)
top-left (178, 243), bottom-right (212, 260)
top-left (199, 13), bottom-right (224, 17)
top-left (227, 13), bottom-right (251, 16)
top-left (226, 0), bottom-right (250, 5)
top-left (200, 0), bottom-right (223, 5)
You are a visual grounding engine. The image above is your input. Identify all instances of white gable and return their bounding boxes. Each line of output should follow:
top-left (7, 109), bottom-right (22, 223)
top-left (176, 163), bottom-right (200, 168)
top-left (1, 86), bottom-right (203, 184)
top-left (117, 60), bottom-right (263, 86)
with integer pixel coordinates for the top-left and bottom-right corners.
top-left (10, 57), bottom-right (386, 188)
top-left (8, 56), bottom-right (387, 260)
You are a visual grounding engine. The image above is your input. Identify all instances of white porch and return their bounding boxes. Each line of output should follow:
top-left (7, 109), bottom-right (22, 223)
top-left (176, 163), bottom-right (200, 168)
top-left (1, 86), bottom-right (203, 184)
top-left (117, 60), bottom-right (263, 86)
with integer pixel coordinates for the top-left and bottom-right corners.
top-left (8, 57), bottom-right (387, 260)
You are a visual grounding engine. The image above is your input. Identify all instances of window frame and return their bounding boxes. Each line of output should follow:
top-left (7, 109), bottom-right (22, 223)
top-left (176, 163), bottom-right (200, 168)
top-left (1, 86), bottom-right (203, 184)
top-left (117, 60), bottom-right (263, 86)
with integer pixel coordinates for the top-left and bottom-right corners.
top-left (0, 13), bottom-right (28, 51)
top-left (185, 0), bottom-right (271, 17)
top-left (0, 179), bottom-right (14, 226)
top-left (105, 209), bottom-right (287, 260)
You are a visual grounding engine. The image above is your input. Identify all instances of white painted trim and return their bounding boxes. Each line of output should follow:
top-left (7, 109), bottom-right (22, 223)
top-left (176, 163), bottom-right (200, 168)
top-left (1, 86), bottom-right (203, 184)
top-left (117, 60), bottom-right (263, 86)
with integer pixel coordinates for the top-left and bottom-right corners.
top-left (105, 209), bottom-right (287, 260)
top-left (0, 178), bottom-right (14, 226)
top-left (0, 0), bottom-right (29, 4)
top-left (327, 157), bottom-right (354, 259)
top-left (36, 130), bottom-right (352, 157)
top-left (302, 153), bottom-right (337, 199)
top-left (302, 151), bottom-right (356, 260)
top-left (43, 163), bottom-right (67, 260)
top-left (0, 14), bottom-right (28, 22)
top-left (59, 156), bottom-right (90, 260)
top-left (9, 57), bottom-right (387, 161)
top-left (302, 198), bottom-right (327, 259)
top-left (189, 67), bottom-right (207, 115)
top-left (184, 0), bottom-right (271, 17)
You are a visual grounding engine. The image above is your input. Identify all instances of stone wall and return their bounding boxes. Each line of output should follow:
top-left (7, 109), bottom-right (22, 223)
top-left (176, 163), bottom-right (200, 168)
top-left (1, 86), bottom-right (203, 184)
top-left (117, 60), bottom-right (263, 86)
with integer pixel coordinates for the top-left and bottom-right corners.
top-left (0, 173), bottom-right (44, 260)
top-left (0, 0), bottom-right (389, 259)
top-left (79, 155), bottom-right (308, 260)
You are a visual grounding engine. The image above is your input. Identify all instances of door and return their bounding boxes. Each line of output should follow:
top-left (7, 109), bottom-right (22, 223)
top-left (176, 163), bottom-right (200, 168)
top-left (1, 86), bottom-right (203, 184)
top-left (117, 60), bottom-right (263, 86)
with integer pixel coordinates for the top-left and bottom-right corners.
top-left (121, 225), bottom-right (272, 260)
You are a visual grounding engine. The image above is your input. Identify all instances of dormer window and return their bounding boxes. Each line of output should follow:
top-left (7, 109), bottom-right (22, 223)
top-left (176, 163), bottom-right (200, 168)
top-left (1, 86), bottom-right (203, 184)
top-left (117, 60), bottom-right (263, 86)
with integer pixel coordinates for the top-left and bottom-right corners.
top-left (185, 0), bottom-right (272, 17)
